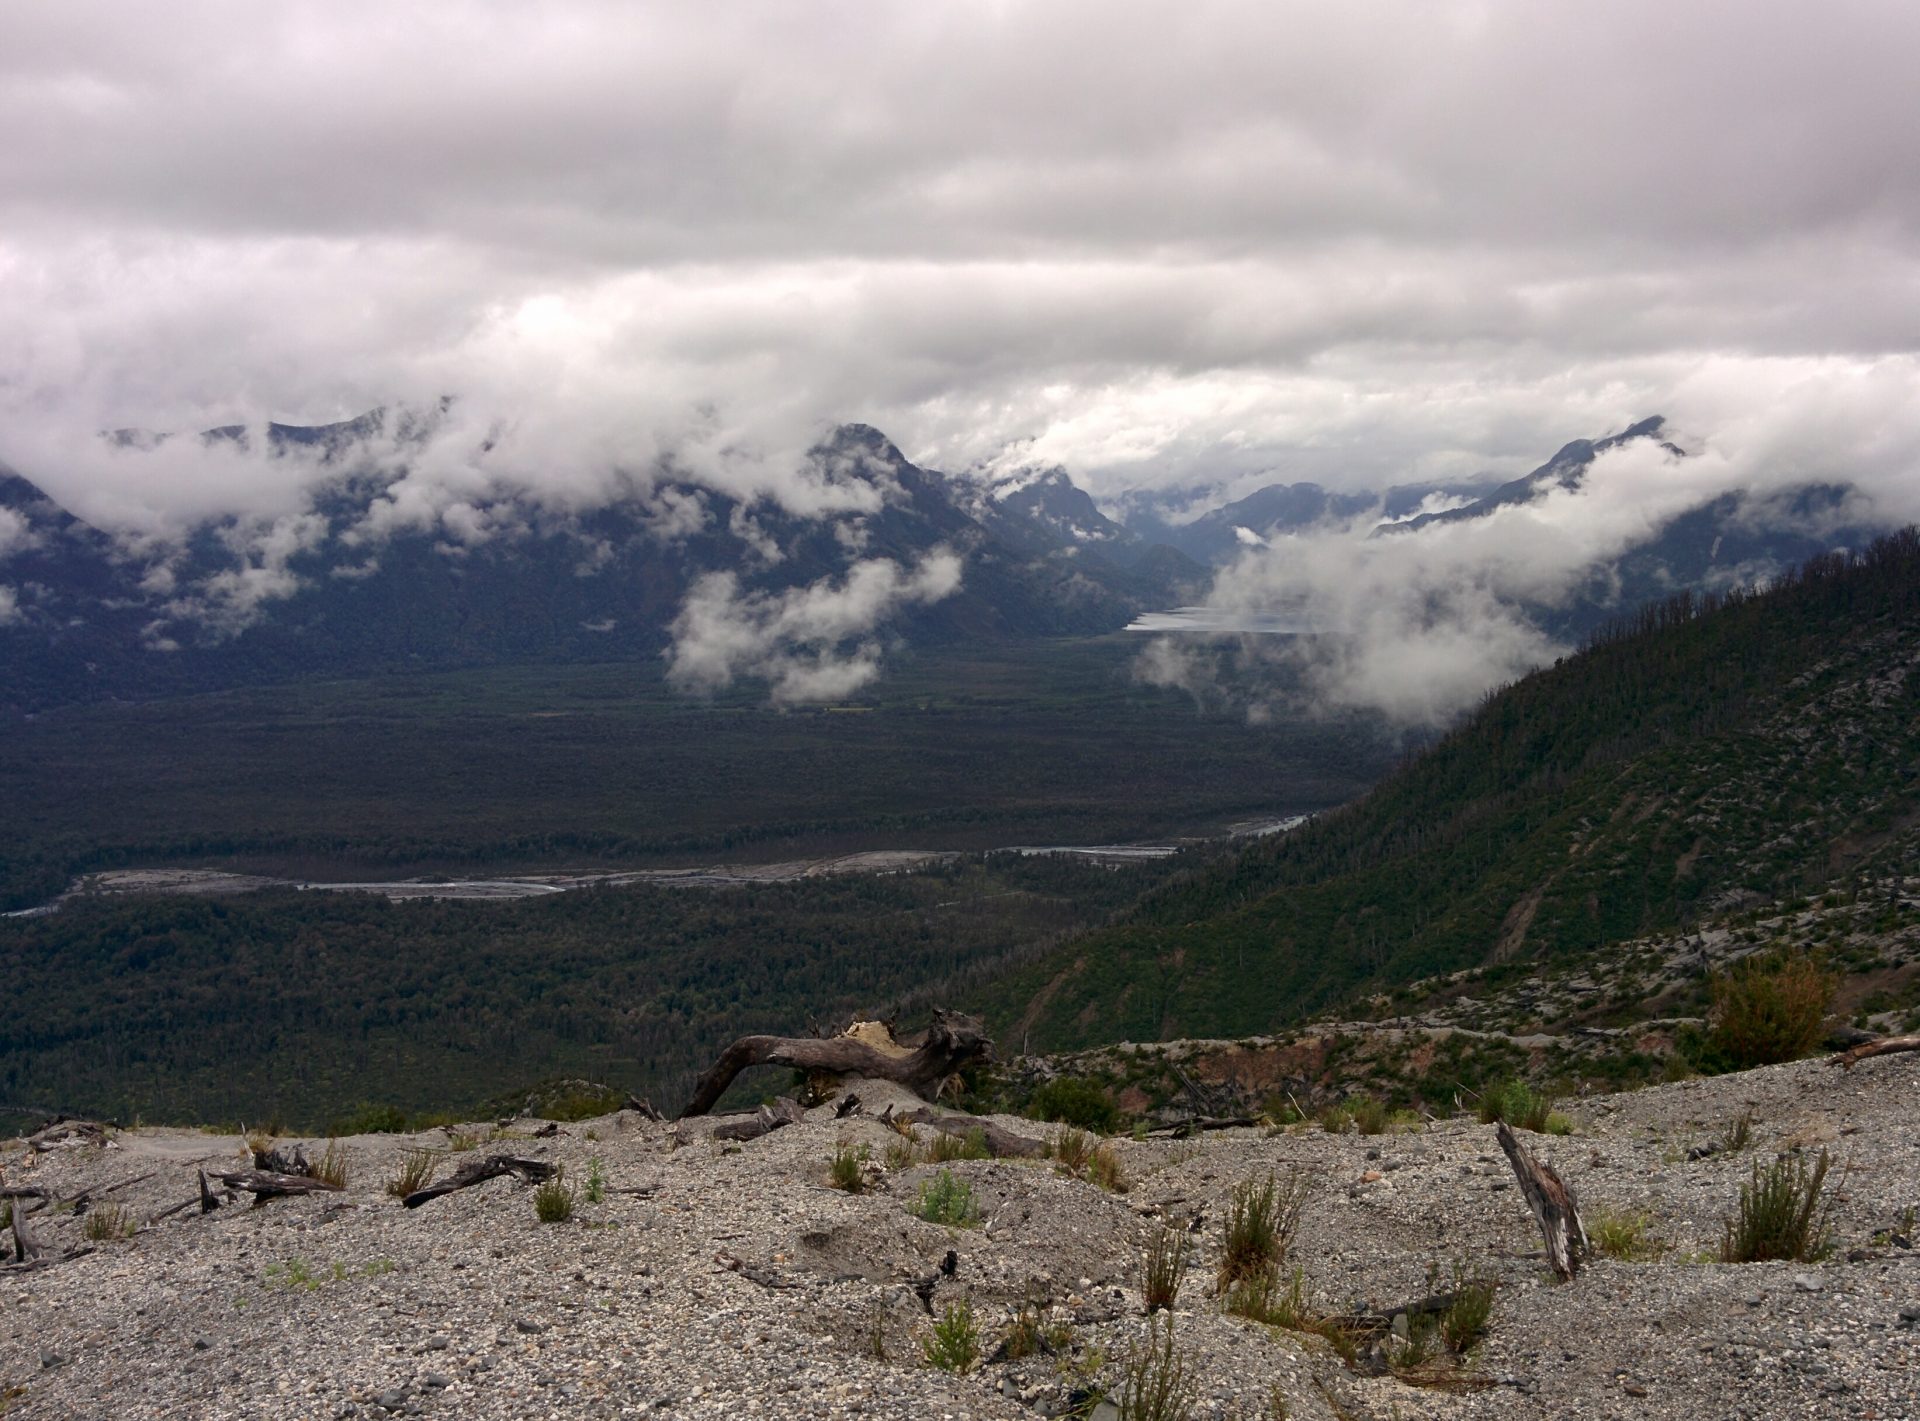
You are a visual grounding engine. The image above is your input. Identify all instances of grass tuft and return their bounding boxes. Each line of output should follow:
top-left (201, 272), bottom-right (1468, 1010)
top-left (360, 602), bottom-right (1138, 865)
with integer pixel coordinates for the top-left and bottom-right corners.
top-left (386, 1148), bottom-right (439, 1199)
top-left (312, 1140), bottom-right (350, 1189)
top-left (828, 1141), bottom-right (869, 1193)
top-left (533, 1169), bottom-right (576, 1223)
top-left (1589, 1208), bottom-right (1663, 1261)
top-left (1142, 1225), bottom-right (1188, 1313)
top-left (1118, 1313), bottom-right (1196, 1421)
top-left (1217, 1170), bottom-right (1310, 1293)
top-left (82, 1203), bottom-right (136, 1241)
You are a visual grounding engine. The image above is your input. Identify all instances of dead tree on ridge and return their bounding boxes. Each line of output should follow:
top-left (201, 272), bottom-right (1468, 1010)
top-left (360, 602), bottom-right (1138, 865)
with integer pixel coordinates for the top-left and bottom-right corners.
top-left (679, 1009), bottom-right (993, 1119)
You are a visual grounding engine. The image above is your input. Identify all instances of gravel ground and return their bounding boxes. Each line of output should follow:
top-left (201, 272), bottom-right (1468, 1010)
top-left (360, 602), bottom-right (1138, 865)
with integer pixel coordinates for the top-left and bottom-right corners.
top-left (3, 1057), bottom-right (1916, 1420)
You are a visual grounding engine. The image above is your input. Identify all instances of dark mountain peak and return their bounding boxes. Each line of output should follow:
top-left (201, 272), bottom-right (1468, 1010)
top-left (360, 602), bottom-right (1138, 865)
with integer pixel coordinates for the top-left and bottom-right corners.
top-left (818, 422), bottom-right (910, 468)
top-left (1390, 416), bottom-right (1673, 534)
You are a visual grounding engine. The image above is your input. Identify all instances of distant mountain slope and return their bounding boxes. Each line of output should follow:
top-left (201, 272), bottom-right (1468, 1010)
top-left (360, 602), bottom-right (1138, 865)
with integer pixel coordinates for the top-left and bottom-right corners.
top-left (0, 419), bottom-right (1203, 711)
top-left (983, 529), bottom-right (1920, 1051)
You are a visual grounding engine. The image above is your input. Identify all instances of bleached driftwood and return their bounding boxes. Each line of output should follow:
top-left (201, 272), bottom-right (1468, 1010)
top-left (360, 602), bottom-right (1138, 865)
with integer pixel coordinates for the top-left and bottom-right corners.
top-left (1495, 1121), bottom-right (1588, 1281)
top-left (679, 1010), bottom-right (992, 1118)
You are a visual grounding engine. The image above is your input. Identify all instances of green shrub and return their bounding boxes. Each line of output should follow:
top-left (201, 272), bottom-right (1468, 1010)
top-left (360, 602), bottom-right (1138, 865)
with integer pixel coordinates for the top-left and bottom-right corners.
top-left (1142, 1225), bottom-right (1188, 1313)
top-left (1118, 1313), bottom-right (1195, 1421)
top-left (331, 1104), bottom-right (410, 1135)
top-left (1709, 953), bottom-right (1837, 1069)
top-left (1089, 1143), bottom-right (1129, 1194)
top-left (1029, 1076), bottom-right (1119, 1133)
top-left (1476, 1080), bottom-right (1557, 1133)
top-left (913, 1169), bottom-right (980, 1228)
top-left (1348, 1096), bottom-right (1390, 1136)
top-left (584, 1156), bottom-right (607, 1204)
top-left (921, 1299), bottom-right (980, 1373)
top-left (533, 1170), bottom-right (576, 1224)
top-left (1721, 1150), bottom-right (1835, 1262)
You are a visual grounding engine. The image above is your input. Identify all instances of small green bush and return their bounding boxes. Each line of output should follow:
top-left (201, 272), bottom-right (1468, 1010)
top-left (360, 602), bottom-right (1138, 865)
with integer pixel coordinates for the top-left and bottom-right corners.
top-left (82, 1203), bottom-right (136, 1241)
top-left (1476, 1080), bottom-right (1557, 1133)
top-left (1089, 1142), bottom-right (1129, 1194)
top-left (1028, 1076), bottom-right (1119, 1133)
top-left (533, 1171), bottom-right (576, 1224)
top-left (332, 1104), bottom-right (410, 1135)
top-left (1721, 1150), bottom-right (1835, 1263)
top-left (1052, 1126), bottom-right (1094, 1174)
top-left (921, 1299), bottom-right (980, 1373)
top-left (584, 1156), bottom-right (607, 1204)
top-left (913, 1169), bottom-right (980, 1228)
top-left (1439, 1277), bottom-right (1495, 1352)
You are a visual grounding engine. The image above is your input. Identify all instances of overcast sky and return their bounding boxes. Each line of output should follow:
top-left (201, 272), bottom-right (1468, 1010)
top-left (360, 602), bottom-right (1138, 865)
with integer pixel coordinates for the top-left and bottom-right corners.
top-left (4, 0), bottom-right (1919, 525)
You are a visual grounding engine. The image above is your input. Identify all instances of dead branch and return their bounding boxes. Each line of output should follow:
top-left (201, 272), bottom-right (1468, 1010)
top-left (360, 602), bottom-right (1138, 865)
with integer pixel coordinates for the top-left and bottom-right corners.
top-left (401, 1154), bottom-right (557, 1208)
top-left (1829, 1033), bottom-right (1920, 1069)
top-left (203, 1168), bottom-right (345, 1205)
top-left (891, 1108), bottom-right (1046, 1159)
top-left (679, 1009), bottom-right (991, 1119)
top-left (1495, 1121), bottom-right (1588, 1281)
top-left (711, 1097), bottom-right (808, 1143)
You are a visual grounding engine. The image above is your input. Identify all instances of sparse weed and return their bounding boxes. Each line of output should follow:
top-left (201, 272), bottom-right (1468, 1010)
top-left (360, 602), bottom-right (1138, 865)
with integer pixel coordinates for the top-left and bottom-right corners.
top-left (533, 1170), bottom-right (576, 1224)
top-left (1118, 1313), bottom-right (1196, 1421)
top-left (1053, 1126), bottom-right (1094, 1175)
top-left (584, 1156), bottom-right (607, 1204)
top-left (443, 1127), bottom-right (482, 1154)
top-left (386, 1149), bottom-right (439, 1199)
top-left (1476, 1080), bottom-right (1560, 1133)
top-left (883, 1136), bottom-right (920, 1171)
top-left (920, 1299), bottom-right (980, 1373)
top-left (1720, 1110), bottom-right (1755, 1154)
top-left (1720, 1149), bottom-right (1835, 1263)
top-left (1589, 1208), bottom-right (1663, 1261)
top-left (829, 1141), bottom-right (869, 1193)
top-left (1142, 1225), bottom-right (1188, 1313)
top-left (929, 1128), bottom-right (990, 1163)
top-left (265, 1257), bottom-right (322, 1290)
top-left (312, 1140), bottom-right (350, 1188)
top-left (913, 1169), bottom-right (980, 1228)
top-left (82, 1203), bottom-right (136, 1241)
top-left (1089, 1143), bottom-right (1129, 1193)
top-left (1001, 1300), bottom-right (1045, 1361)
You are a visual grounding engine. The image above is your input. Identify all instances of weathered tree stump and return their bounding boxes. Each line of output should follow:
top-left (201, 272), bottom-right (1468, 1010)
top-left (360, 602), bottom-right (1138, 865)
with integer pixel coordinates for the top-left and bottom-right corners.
top-left (679, 1010), bottom-right (992, 1118)
top-left (1495, 1121), bottom-right (1588, 1281)
top-left (203, 1168), bottom-right (345, 1205)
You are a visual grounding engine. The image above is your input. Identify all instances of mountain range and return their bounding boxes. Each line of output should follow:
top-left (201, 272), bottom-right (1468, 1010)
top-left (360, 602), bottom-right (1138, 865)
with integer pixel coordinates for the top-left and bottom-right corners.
top-left (0, 412), bottom-right (1895, 710)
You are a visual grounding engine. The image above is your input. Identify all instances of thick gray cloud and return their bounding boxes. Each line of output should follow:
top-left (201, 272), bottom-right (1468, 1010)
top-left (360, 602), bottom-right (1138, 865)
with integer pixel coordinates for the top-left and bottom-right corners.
top-left (4, 1), bottom-right (1917, 506)
top-left (2, 2), bottom-right (1917, 713)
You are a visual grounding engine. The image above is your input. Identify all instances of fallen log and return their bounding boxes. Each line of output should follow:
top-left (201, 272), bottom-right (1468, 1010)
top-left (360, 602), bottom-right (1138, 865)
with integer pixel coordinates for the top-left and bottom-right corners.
top-left (402, 1154), bottom-right (557, 1208)
top-left (1495, 1122), bottom-right (1588, 1281)
top-left (679, 1009), bottom-right (991, 1119)
top-left (1144, 1116), bottom-right (1261, 1139)
top-left (25, 1118), bottom-right (108, 1152)
top-left (204, 1168), bottom-right (345, 1205)
top-left (1830, 1033), bottom-right (1920, 1069)
top-left (891, 1108), bottom-right (1046, 1160)
top-left (710, 1097), bottom-right (808, 1143)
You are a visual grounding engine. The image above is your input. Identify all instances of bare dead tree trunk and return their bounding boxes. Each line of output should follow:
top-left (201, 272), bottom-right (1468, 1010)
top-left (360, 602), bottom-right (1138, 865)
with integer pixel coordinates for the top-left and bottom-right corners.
top-left (1830, 1033), bottom-right (1920, 1069)
top-left (203, 1169), bottom-right (345, 1205)
top-left (679, 1010), bottom-right (992, 1118)
top-left (1495, 1121), bottom-right (1588, 1281)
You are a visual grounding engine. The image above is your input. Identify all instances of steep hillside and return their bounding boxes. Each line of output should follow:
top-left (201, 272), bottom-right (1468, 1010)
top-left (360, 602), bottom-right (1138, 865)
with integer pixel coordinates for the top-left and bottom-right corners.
top-left (986, 530), bottom-right (1920, 1052)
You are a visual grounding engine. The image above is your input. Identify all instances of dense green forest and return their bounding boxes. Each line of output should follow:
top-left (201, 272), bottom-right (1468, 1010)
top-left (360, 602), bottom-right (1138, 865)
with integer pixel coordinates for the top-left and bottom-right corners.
top-left (984, 530), bottom-right (1920, 1050)
top-left (0, 637), bottom-right (1395, 910)
top-left (0, 853), bottom-right (1179, 1131)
